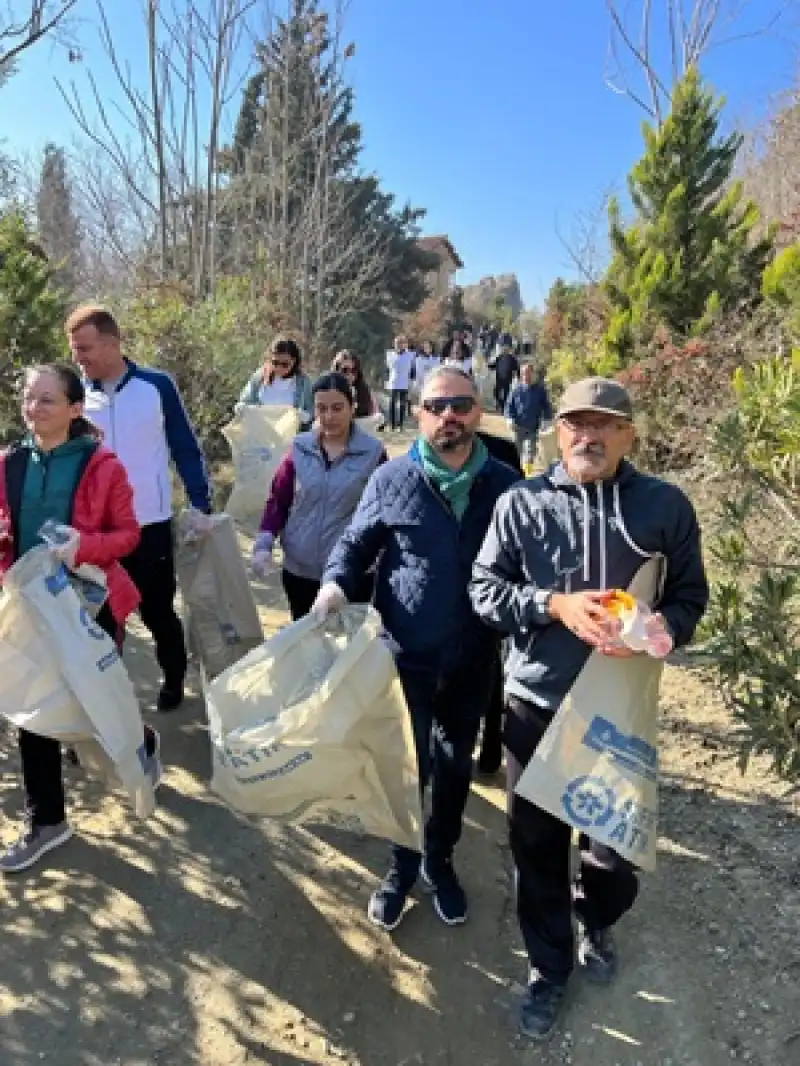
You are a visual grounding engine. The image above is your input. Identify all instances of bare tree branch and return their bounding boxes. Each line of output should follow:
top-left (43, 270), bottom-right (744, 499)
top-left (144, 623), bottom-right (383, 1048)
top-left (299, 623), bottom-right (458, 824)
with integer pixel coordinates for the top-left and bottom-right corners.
top-left (604, 0), bottom-right (789, 122)
top-left (0, 0), bottom-right (77, 71)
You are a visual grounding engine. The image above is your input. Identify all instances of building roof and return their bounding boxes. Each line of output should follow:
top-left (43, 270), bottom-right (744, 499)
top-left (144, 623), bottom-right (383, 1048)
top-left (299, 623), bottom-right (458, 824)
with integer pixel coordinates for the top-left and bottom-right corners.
top-left (417, 234), bottom-right (464, 269)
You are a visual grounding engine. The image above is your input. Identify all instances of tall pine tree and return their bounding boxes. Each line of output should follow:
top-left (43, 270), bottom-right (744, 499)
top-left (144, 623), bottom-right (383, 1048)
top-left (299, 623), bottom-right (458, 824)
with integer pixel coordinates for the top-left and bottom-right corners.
top-left (604, 68), bottom-right (773, 362)
top-left (218, 0), bottom-right (434, 362)
top-left (0, 211), bottom-right (65, 439)
top-left (36, 144), bottom-right (83, 296)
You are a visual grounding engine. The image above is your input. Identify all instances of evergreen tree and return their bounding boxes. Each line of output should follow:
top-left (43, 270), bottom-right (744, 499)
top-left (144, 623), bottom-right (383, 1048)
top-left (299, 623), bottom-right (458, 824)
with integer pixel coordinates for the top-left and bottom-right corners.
top-left (36, 144), bottom-right (83, 296)
top-left (0, 211), bottom-right (65, 439)
top-left (219, 0), bottom-right (434, 360)
top-left (604, 68), bottom-right (773, 362)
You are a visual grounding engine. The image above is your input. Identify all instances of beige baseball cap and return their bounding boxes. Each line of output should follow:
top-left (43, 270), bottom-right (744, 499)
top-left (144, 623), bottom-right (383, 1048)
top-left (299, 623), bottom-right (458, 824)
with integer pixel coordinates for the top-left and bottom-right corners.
top-left (557, 377), bottom-right (633, 420)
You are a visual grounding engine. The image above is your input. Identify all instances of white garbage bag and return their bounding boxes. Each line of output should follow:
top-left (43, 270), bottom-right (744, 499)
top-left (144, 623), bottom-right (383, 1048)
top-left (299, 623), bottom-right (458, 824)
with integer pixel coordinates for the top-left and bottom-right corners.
top-left (0, 548), bottom-right (155, 818)
top-left (514, 557), bottom-right (664, 871)
top-left (222, 405), bottom-right (300, 529)
top-left (176, 510), bottom-right (263, 682)
top-left (537, 422), bottom-right (559, 467)
top-left (206, 605), bottom-right (423, 851)
top-left (355, 413), bottom-right (385, 436)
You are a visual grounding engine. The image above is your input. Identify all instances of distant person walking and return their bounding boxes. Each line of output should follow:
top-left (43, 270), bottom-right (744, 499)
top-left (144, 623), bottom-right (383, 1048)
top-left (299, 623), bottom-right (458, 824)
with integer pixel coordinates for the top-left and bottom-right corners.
top-left (386, 335), bottom-right (415, 432)
top-left (331, 351), bottom-right (381, 418)
top-left (505, 364), bottom-right (552, 461)
top-left (441, 330), bottom-right (472, 375)
top-left (491, 342), bottom-right (519, 413)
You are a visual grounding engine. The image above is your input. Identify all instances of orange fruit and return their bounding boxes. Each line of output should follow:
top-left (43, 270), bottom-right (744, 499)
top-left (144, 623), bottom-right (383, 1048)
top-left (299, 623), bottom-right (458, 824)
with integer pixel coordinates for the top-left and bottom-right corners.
top-left (605, 589), bottom-right (636, 616)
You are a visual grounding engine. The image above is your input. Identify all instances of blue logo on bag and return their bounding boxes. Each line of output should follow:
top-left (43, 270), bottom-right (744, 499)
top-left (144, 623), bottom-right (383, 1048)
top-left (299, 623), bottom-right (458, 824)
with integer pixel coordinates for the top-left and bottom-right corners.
top-left (79, 605), bottom-right (107, 641)
top-left (561, 776), bottom-right (617, 829)
top-left (45, 566), bottom-right (70, 597)
top-left (582, 716), bottom-right (657, 782)
top-left (562, 776), bottom-right (656, 856)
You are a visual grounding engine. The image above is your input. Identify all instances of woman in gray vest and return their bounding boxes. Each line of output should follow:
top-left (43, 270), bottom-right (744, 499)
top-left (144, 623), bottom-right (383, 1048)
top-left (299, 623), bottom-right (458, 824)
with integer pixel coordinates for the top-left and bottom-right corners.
top-left (251, 372), bottom-right (387, 619)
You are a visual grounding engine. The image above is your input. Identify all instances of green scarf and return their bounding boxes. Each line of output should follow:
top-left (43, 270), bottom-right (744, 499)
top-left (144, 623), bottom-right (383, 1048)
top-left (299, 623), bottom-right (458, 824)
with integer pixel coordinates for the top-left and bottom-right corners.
top-left (418, 436), bottom-right (489, 520)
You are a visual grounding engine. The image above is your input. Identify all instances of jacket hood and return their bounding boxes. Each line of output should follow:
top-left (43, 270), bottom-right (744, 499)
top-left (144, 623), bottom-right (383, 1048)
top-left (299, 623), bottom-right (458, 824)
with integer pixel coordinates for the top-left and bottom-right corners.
top-left (22, 435), bottom-right (97, 460)
top-left (541, 458), bottom-right (646, 592)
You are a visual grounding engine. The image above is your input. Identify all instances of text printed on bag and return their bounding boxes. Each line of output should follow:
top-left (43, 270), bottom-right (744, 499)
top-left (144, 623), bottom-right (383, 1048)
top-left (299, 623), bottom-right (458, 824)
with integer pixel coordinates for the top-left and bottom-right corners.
top-left (562, 775), bottom-right (656, 858)
top-left (46, 566), bottom-right (120, 673)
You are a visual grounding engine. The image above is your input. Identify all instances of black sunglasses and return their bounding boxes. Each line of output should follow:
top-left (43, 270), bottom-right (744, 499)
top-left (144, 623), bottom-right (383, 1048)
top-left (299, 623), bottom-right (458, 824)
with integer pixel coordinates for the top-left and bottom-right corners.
top-left (422, 396), bottom-right (476, 416)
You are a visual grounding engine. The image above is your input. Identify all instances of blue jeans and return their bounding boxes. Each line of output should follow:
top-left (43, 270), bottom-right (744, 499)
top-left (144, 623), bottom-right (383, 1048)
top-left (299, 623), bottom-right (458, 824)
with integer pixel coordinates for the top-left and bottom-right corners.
top-left (392, 662), bottom-right (493, 881)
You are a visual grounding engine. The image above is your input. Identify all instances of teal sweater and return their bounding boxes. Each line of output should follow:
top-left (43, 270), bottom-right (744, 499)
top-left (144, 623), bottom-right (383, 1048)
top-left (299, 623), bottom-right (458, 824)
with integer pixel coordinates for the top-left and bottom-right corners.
top-left (17, 437), bottom-right (96, 557)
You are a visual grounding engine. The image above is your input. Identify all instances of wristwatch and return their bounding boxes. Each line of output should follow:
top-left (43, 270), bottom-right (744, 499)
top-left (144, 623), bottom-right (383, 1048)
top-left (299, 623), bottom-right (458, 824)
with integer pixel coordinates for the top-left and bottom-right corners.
top-left (533, 588), bottom-right (554, 621)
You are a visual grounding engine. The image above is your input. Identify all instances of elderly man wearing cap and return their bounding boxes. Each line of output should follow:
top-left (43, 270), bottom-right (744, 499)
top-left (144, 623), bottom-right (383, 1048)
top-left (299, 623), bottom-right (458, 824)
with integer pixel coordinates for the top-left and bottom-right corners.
top-left (469, 377), bottom-right (708, 1039)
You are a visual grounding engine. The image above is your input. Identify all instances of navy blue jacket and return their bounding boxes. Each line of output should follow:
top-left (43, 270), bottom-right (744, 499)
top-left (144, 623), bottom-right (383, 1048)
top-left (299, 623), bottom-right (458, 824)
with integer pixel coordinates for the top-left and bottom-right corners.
top-left (323, 441), bottom-right (520, 674)
top-left (504, 381), bottom-right (552, 431)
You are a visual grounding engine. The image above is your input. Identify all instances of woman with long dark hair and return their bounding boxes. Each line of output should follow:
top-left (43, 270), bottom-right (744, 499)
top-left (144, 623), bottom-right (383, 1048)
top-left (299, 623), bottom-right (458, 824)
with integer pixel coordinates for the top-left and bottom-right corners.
top-left (237, 336), bottom-right (314, 426)
top-left (0, 363), bottom-right (160, 873)
top-left (331, 350), bottom-right (380, 418)
top-left (252, 371), bottom-right (387, 619)
top-left (441, 330), bottom-right (473, 375)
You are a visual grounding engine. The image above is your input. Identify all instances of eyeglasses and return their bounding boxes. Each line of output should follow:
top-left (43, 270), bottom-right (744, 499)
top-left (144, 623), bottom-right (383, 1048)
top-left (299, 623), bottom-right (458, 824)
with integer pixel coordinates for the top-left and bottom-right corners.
top-left (559, 414), bottom-right (628, 434)
top-left (421, 396), bottom-right (476, 417)
top-left (271, 359), bottom-right (292, 369)
top-left (339, 366), bottom-right (356, 375)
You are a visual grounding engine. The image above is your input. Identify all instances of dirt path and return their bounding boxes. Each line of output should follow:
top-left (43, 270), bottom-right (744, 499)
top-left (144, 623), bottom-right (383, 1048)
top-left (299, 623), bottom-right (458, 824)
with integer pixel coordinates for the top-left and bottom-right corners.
top-left (1, 419), bottom-right (798, 1066)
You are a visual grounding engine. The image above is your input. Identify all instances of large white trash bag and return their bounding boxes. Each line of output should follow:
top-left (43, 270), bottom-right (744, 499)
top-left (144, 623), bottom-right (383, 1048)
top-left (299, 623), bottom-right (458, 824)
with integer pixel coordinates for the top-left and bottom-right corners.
top-left (222, 405), bottom-right (299, 528)
top-left (0, 548), bottom-right (156, 819)
top-left (206, 605), bottom-right (423, 851)
top-left (176, 510), bottom-right (263, 682)
top-left (515, 557), bottom-right (664, 871)
top-left (355, 413), bottom-right (385, 436)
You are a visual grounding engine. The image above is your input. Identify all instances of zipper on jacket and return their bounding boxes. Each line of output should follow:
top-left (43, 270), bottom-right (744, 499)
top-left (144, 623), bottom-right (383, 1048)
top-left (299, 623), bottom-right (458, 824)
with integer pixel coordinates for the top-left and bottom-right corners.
top-left (597, 481), bottom-right (607, 590)
top-left (109, 390), bottom-right (117, 453)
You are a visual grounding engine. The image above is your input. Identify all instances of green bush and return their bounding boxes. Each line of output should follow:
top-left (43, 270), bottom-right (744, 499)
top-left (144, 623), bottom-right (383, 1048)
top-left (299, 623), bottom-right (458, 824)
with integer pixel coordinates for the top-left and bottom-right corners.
top-left (122, 279), bottom-right (277, 461)
top-left (0, 211), bottom-right (65, 441)
top-left (699, 352), bottom-right (800, 780)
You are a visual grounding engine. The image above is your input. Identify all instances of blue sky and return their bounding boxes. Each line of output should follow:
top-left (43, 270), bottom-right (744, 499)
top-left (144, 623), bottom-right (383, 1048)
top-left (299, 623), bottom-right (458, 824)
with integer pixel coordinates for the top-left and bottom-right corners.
top-left (2, 0), bottom-right (798, 307)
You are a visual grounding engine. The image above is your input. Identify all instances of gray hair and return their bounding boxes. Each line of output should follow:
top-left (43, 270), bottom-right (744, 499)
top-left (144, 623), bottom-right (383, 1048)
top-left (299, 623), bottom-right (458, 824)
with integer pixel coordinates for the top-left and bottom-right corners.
top-left (421, 364), bottom-right (478, 397)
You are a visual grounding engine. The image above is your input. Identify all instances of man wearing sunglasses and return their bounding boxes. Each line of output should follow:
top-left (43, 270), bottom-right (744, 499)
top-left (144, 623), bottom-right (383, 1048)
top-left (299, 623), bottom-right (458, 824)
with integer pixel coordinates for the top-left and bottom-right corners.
top-left (313, 366), bottom-right (520, 931)
top-left (470, 377), bottom-right (708, 1039)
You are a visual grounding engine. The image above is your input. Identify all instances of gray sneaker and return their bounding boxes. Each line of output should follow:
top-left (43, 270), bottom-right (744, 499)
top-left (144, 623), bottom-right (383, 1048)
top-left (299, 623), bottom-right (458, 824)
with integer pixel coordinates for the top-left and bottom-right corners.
top-left (0, 822), bottom-right (73, 873)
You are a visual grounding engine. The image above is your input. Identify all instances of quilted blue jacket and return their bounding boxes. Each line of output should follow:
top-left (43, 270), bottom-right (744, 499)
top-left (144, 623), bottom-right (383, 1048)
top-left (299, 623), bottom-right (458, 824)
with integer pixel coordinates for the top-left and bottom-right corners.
top-left (322, 441), bottom-right (520, 673)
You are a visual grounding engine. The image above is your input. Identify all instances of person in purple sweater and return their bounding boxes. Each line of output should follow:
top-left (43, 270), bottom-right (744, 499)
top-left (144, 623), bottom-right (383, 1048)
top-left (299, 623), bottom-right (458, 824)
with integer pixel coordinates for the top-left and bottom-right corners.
top-left (251, 372), bottom-right (388, 620)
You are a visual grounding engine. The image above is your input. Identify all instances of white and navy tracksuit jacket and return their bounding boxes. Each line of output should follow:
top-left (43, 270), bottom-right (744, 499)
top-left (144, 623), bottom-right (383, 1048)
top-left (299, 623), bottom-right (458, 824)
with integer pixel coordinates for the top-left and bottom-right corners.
top-left (84, 359), bottom-right (211, 526)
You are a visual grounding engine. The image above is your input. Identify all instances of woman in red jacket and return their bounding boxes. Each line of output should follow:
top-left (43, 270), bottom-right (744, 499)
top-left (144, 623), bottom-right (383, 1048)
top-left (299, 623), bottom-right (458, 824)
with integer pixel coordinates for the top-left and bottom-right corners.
top-left (0, 363), bottom-right (160, 873)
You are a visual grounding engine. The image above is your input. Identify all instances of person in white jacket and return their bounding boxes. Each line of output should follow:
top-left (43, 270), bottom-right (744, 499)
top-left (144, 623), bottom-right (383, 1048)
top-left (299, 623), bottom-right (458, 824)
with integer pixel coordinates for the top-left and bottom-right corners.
top-left (386, 335), bottom-right (414, 431)
top-left (414, 340), bottom-right (441, 390)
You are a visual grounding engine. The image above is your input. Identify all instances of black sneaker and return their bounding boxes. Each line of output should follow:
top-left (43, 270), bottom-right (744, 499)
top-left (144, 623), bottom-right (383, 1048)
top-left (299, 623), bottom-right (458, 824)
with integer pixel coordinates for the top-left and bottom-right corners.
top-left (157, 685), bottom-right (184, 712)
top-left (367, 868), bottom-right (415, 932)
top-left (475, 752), bottom-right (502, 779)
top-left (578, 924), bottom-right (618, 984)
top-left (519, 978), bottom-right (568, 1040)
top-left (421, 859), bottom-right (467, 925)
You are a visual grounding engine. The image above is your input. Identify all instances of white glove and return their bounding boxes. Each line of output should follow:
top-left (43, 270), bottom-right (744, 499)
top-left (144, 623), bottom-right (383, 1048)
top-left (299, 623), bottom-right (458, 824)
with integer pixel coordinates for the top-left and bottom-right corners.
top-left (251, 532), bottom-right (275, 577)
top-left (184, 507), bottom-right (214, 542)
top-left (51, 527), bottom-right (80, 569)
top-left (311, 582), bottom-right (346, 620)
